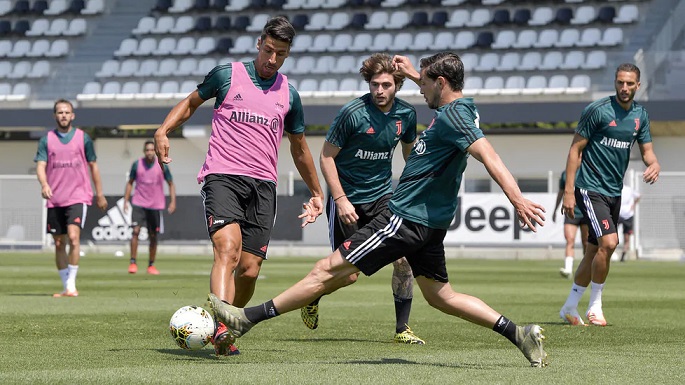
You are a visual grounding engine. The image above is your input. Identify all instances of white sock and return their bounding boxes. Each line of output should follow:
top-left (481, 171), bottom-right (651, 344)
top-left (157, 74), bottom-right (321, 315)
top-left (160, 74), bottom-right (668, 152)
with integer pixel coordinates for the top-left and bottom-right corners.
top-left (563, 283), bottom-right (587, 309)
top-left (564, 256), bottom-right (574, 272)
top-left (66, 264), bottom-right (79, 292)
top-left (587, 281), bottom-right (604, 313)
top-left (58, 268), bottom-right (69, 291)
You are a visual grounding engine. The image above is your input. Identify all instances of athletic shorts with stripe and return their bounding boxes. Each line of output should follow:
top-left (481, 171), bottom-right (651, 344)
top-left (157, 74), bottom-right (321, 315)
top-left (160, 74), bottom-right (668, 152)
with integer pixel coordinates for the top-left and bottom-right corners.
top-left (46, 203), bottom-right (87, 235)
top-left (563, 214), bottom-right (587, 227)
top-left (619, 216), bottom-right (634, 235)
top-left (337, 208), bottom-right (449, 283)
top-left (131, 204), bottom-right (164, 235)
top-left (326, 193), bottom-right (392, 251)
top-left (201, 174), bottom-right (276, 259)
top-left (575, 187), bottom-right (621, 245)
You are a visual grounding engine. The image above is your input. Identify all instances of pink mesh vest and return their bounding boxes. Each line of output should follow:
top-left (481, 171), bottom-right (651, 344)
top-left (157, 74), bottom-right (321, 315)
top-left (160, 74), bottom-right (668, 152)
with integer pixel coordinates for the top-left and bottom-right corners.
top-left (197, 62), bottom-right (290, 184)
top-left (45, 128), bottom-right (92, 208)
top-left (132, 158), bottom-right (165, 210)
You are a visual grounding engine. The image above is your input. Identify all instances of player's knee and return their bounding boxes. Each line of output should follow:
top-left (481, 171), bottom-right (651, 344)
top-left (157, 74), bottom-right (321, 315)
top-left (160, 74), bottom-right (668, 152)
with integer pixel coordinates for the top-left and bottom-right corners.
top-left (212, 242), bottom-right (240, 264)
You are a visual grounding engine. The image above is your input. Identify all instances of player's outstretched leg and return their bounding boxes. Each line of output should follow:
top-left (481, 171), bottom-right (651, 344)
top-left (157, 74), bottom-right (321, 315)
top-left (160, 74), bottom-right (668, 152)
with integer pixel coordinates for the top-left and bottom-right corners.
top-left (208, 293), bottom-right (255, 339)
top-left (300, 298), bottom-right (320, 330)
top-left (514, 324), bottom-right (548, 367)
top-left (394, 324), bottom-right (425, 345)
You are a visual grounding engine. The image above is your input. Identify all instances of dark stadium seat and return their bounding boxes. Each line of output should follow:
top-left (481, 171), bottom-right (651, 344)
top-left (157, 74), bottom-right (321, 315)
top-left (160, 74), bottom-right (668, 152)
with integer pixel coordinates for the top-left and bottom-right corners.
top-left (491, 9), bottom-right (510, 26)
top-left (250, 0), bottom-right (267, 9)
top-left (347, 0), bottom-right (364, 7)
top-left (512, 8), bottom-right (531, 26)
top-left (367, 0), bottom-right (382, 7)
top-left (430, 11), bottom-right (448, 27)
top-left (347, 13), bottom-right (368, 30)
top-left (472, 31), bottom-right (494, 49)
top-left (31, 0), bottom-right (48, 15)
top-left (66, 0), bottom-right (85, 14)
top-left (232, 15), bottom-right (250, 31)
top-left (290, 14), bottom-right (309, 31)
top-left (153, 0), bottom-right (172, 12)
top-left (596, 6), bottom-right (617, 24)
top-left (214, 16), bottom-right (232, 31)
top-left (213, 37), bottom-right (233, 54)
top-left (13, 19), bottom-right (30, 35)
top-left (554, 7), bottom-right (573, 25)
top-left (409, 11), bottom-right (429, 28)
top-left (193, 0), bottom-right (210, 11)
top-left (210, 0), bottom-right (228, 9)
top-left (0, 20), bottom-right (11, 36)
top-left (11, 0), bottom-right (30, 15)
top-left (193, 16), bottom-right (212, 33)
top-left (267, 0), bottom-right (286, 8)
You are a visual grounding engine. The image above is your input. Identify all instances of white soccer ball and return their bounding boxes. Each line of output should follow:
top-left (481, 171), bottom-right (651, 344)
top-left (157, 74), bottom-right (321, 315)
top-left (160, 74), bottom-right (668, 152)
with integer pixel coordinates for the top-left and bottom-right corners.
top-left (169, 305), bottom-right (215, 350)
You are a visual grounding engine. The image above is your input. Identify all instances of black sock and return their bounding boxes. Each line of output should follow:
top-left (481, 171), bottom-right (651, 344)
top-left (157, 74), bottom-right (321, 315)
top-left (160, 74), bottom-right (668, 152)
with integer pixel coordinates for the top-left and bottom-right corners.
top-left (394, 295), bottom-right (412, 333)
top-left (621, 251), bottom-right (626, 261)
top-left (309, 296), bottom-right (322, 307)
top-left (243, 299), bottom-right (280, 324)
top-left (148, 261), bottom-right (155, 267)
top-left (130, 258), bottom-right (136, 264)
top-left (493, 315), bottom-right (518, 345)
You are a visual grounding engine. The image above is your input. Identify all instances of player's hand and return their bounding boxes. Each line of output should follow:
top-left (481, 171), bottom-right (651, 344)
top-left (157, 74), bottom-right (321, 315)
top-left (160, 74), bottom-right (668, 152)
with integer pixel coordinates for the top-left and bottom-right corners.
top-left (299, 196), bottom-right (323, 228)
top-left (562, 191), bottom-right (576, 219)
top-left (41, 184), bottom-right (53, 200)
top-left (643, 162), bottom-right (660, 184)
top-left (96, 195), bottom-right (108, 211)
top-left (336, 197), bottom-right (359, 226)
top-left (515, 198), bottom-right (546, 232)
top-left (168, 201), bottom-right (176, 214)
top-left (391, 55), bottom-right (419, 82)
top-left (154, 132), bottom-right (171, 169)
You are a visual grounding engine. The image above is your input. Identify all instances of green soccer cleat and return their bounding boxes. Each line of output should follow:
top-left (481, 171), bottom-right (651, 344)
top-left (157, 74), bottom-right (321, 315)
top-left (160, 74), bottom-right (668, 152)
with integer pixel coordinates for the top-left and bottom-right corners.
top-left (300, 304), bottom-right (319, 330)
top-left (393, 325), bottom-right (425, 345)
top-left (207, 293), bottom-right (255, 339)
top-left (514, 324), bottom-right (548, 367)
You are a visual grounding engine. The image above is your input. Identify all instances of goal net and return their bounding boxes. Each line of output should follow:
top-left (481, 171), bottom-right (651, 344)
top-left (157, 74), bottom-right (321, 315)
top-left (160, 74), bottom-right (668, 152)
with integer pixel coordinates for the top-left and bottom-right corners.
top-left (635, 171), bottom-right (685, 260)
top-left (0, 175), bottom-right (45, 248)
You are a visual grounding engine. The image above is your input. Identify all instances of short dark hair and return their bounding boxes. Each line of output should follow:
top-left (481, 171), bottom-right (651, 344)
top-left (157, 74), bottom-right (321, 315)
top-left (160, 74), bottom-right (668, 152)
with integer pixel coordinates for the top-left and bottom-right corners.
top-left (53, 99), bottom-right (74, 113)
top-left (359, 53), bottom-right (405, 90)
top-left (419, 52), bottom-right (464, 92)
top-left (615, 63), bottom-right (641, 82)
top-left (261, 15), bottom-right (295, 45)
top-left (144, 140), bottom-right (154, 149)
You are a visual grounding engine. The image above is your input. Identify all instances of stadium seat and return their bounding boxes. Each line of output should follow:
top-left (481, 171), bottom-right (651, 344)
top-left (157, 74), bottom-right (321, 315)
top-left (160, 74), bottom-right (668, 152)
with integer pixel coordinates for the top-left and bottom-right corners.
top-left (519, 52), bottom-right (542, 71)
top-left (0, 61), bottom-right (10, 78)
top-left (599, 27), bottom-right (623, 46)
top-left (283, 0), bottom-right (306, 9)
top-left (560, 50), bottom-right (585, 70)
top-left (114, 38), bottom-right (137, 57)
top-left (0, 0), bottom-right (9, 16)
top-left (365, 11), bottom-right (389, 30)
top-left (338, 78), bottom-right (359, 92)
top-left (512, 9), bottom-right (531, 26)
top-left (308, 33), bottom-right (330, 53)
top-left (321, 0), bottom-right (346, 9)
top-left (232, 15), bottom-right (250, 31)
top-left (576, 28), bottom-right (601, 47)
top-left (614, 4), bottom-right (638, 24)
top-left (497, 52), bottom-right (520, 71)
top-left (192, 58), bottom-right (216, 76)
top-left (463, 76), bottom-right (482, 96)
top-left (500, 76), bottom-right (525, 96)
top-left (595, 6), bottom-right (616, 24)
top-left (193, 0), bottom-right (210, 11)
top-left (387, 10), bottom-right (410, 29)
top-left (137, 81), bottom-right (160, 98)
top-left (491, 9), bottom-right (510, 26)
top-left (152, 0), bottom-right (172, 12)
top-left (26, 39), bottom-right (50, 57)
top-left (311, 55), bottom-right (335, 74)
top-left (7, 60), bottom-right (31, 78)
top-left (326, 12), bottom-right (349, 30)
top-left (154, 37), bottom-right (177, 55)
top-left (306, 12), bottom-right (328, 31)
top-left (168, 0), bottom-right (193, 13)
top-left (135, 59), bottom-right (158, 77)
top-left (175, 58), bottom-right (197, 76)
top-left (370, 32), bottom-right (393, 51)
top-left (191, 37), bottom-right (215, 55)
top-left (64, 18), bottom-right (86, 36)
top-left (390, 32), bottom-right (413, 51)
top-left (0, 20), bottom-right (10, 35)
top-left (7, 40), bottom-right (30, 58)
top-left (81, 0), bottom-right (105, 15)
top-left (290, 34), bottom-right (312, 53)
top-left (472, 31), bottom-right (494, 49)
top-left (8, 82), bottom-right (30, 101)
top-left (539, 51), bottom-right (563, 70)
top-left (529, 7), bottom-right (553, 26)
top-left (445, 9), bottom-right (469, 28)
top-left (453, 31), bottom-right (475, 49)
top-left (571, 5), bottom-right (595, 25)
top-left (77, 81), bottom-right (101, 100)
top-left (327, 32), bottom-right (351, 52)
top-left (347, 13), bottom-right (368, 29)
top-left (178, 80), bottom-right (196, 94)
top-left (521, 75), bottom-right (546, 95)
top-left (44, 0), bottom-right (68, 15)
top-left (512, 29), bottom-right (536, 49)
top-left (95, 60), bottom-right (119, 78)
top-left (290, 56), bottom-right (315, 75)
top-left (152, 16), bottom-right (175, 34)
top-left (117, 81), bottom-right (141, 100)
top-left (290, 13), bottom-right (309, 31)
top-left (247, 14), bottom-right (270, 32)
top-left (32, 0), bottom-right (48, 14)
top-left (172, 36), bottom-right (195, 55)
top-left (231, 35), bottom-right (254, 54)
top-left (98, 81), bottom-right (121, 98)
top-left (544, 74), bottom-right (569, 94)
top-left (156, 80), bottom-right (179, 98)
top-left (442, 0), bottom-right (467, 5)
top-left (491, 30), bottom-right (516, 49)
top-left (582, 50), bottom-right (607, 69)
top-left (567, 74), bottom-right (591, 94)
top-left (331, 55), bottom-right (357, 74)
top-left (66, 0), bottom-right (85, 14)
top-left (13, 20), bottom-right (30, 35)
top-left (409, 31), bottom-right (434, 51)
top-left (25, 19), bottom-right (49, 36)
top-left (318, 79), bottom-right (338, 95)
top-left (476, 53), bottom-right (499, 72)
top-left (433, 31), bottom-right (454, 50)
top-left (554, 7), bottom-right (573, 25)
top-left (460, 53), bottom-right (478, 71)
top-left (44, 18), bottom-right (69, 36)
top-left (225, 0), bottom-right (249, 10)
top-left (133, 37), bottom-right (157, 56)
top-left (409, 11), bottom-right (429, 28)
top-left (430, 10), bottom-right (448, 27)
top-left (350, 33), bottom-right (373, 52)
top-left (214, 37), bottom-right (233, 54)
top-left (555, 28), bottom-right (580, 48)
top-left (117, 59), bottom-right (139, 77)
top-left (480, 76), bottom-right (503, 96)
top-left (534, 29), bottom-right (558, 48)
top-left (213, 16), bottom-right (231, 32)
top-left (132, 17), bottom-right (155, 35)
top-left (298, 78), bottom-right (318, 93)
top-left (466, 9), bottom-right (491, 27)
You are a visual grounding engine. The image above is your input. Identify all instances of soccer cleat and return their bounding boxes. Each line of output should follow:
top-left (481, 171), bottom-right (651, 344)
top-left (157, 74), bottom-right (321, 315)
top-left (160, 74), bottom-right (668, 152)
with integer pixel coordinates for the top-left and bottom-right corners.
top-left (212, 322), bottom-right (240, 356)
top-left (394, 325), bottom-right (425, 345)
top-left (128, 263), bottom-right (138, 274)
top-left (147, 266), bottom-right (160, 275)
top-left (586, 310), bottom-right (607, 326)
top-left (514, 324), bottom-right (548, 367)
top-left (53, 290), bottom-right (78, 298)
top-left (207, 293), bottom-right (254, 339)
top-left (559, 268), bottom-right (571, 279)
top-left (300, 304), bottom-right (319, 330)
top-left (559, 306), bottom-right (586, 326)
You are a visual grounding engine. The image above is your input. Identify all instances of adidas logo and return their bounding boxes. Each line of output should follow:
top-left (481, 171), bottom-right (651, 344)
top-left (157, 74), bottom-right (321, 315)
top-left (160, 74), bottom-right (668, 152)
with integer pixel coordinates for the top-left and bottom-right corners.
top-left (609, 120), bottom-right (617, 127)
top-left (260, 245), bottom-right (268, 253)
top-left (233, 93), bottom-right (243, 101)
top-left (92, 198), bottom-right (148, 241)
top-left (365, 127), bottom-right (375, 134)
top-left (343, 240), bottom-right (351, 250)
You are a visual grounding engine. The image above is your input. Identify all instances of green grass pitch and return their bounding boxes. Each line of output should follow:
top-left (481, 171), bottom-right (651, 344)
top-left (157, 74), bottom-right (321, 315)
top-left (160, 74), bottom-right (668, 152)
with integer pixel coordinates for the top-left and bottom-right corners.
top-left (1, 252), bottom-right (684, 384)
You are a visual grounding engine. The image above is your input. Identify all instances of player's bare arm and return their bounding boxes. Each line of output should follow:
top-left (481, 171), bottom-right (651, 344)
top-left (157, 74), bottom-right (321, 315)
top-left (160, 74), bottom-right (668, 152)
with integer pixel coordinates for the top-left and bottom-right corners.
top-left (467, 137), bottom-right (545, 231)
top-left (392, 55), bottom-right (420, 84)
top-left (153, 90), bottom-right (206, 169)
top-left (638, 142), bottom-right (660, 184)
top-left (123, 178), bottom-right (134, 212)
top-left (36, 160), bottom-right (52, 200)
top-left (89, 161), bottom-right (108, 211)
top-left (562, 134), bottom-right (588, 218)
top-left (167, 180), bottom-right (177, 214)
top-left (288, 132), bottom-right (324, 227)
top-left (320, 141), bottom-right (359, 224)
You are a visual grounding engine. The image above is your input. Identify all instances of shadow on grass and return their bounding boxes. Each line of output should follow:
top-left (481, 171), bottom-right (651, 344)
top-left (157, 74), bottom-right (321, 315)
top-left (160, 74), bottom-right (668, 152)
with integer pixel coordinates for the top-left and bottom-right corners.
top-left (342, 357), bottom-right (491, 369)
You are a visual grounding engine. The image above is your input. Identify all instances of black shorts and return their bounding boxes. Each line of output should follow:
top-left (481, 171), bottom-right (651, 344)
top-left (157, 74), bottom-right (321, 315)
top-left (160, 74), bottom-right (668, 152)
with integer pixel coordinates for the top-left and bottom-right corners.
top-left (131, 205), bottom-right (164, 234)
top-left (201, 174), bottom-right (276, 259)
top-left (563, 215), bottom-right (587, 226)
top-left (326, 193), bottom-right (392, 251)
top-left (575, 188), bottom-right (620, 245)
top-left (46, 203), bottom-right (87, 235)
top-left (338, 208), bottom-right (449, 283)
top-left (619, 216), bottom-right (634, 235)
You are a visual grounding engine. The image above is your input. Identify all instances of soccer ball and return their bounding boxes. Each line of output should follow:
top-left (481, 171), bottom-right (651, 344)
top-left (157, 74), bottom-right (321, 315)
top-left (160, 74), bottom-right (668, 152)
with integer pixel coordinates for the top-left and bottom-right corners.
top-left (169, 305), bottom-right (215, 350)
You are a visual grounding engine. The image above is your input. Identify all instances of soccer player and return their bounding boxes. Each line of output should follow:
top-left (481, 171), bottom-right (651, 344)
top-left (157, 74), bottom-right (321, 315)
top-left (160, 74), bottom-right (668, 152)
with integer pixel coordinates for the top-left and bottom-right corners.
top-left (153, 16), bottom-right (324, 356)
top-left (552, 170), bottom-right (588, 278)
top-left (208, 52), bottom-right (549, 367)
top-left (123, 140), bottom-right (176, 275)
top-left (559, 63), bottom-right (660, 327)
top-left (300, 53), bottom-right (423, 344)
top-left (618, 184), bottom-right (640, 262)
top-left (34, 99), bottom-right (108, 297)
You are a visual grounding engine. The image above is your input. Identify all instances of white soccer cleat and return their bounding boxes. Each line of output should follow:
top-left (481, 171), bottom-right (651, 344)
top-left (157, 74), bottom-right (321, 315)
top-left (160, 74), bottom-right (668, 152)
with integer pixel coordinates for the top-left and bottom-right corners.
top-left (586, 309), bottom-right (607, 326)
top-left (559, 268), bottom-right (572, 279)
top-left (560, 306), bottom-right (586, 326)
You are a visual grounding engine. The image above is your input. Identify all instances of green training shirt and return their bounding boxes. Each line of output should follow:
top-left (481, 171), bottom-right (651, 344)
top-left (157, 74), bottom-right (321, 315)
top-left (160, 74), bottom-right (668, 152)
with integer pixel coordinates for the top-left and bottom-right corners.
top-left (389, 98), bottom-right (484, 230)
top-left (575, 96), bottom-right (651, 197)
top-left (325, 94), bottom-right (417, 204)
top-left (559, 170), bottom-right (583, 219)
top-left (34, 128), bottom-right (96, 163)
top-left (196, 60), bottom-right (305, 135)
